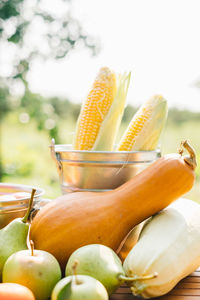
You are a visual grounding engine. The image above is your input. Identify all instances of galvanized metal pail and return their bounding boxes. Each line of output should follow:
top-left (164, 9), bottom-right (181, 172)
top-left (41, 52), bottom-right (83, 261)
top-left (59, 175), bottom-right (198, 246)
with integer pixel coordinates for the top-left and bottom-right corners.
top-left (0, 183), bottom-right (45, 228)
top-left (50, 140), bottom-right (161, 194)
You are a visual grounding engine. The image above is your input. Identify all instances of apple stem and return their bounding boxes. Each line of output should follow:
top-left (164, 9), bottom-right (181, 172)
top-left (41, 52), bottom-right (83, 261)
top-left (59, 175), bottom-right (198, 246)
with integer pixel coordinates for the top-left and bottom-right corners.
top-left (72, 260), bottom-right (81, 285)
top-left (30, 240), bottom-right (34, 256)
top-left (22, 188), bottom-right (36, 223)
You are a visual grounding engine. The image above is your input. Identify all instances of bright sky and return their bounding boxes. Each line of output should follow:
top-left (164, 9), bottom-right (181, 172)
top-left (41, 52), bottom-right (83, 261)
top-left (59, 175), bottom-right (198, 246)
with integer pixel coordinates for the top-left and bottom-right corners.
top-left (28, 0), bottom-right (200, 111)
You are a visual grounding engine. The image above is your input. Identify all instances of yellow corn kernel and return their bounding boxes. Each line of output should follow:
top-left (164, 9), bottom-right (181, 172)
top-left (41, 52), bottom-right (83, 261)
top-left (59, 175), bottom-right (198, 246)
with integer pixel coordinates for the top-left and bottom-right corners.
top-left (74, 67), bottom-right (117, 150)
top-left (117, 95), bottom-right (168, 151)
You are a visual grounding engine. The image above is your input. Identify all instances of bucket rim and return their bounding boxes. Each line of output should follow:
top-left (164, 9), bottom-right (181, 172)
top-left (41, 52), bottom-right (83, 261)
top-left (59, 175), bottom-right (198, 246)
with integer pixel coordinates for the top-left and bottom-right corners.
top-left (51, 143), bottom-right (161, 155)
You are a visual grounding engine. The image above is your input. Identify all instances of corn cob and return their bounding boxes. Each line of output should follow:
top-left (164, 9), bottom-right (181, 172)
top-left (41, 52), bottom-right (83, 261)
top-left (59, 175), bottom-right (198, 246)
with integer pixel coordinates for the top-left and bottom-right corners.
top-left (74, 67), bottom-right (131, 151)
top-left (117, 95), bottom-right (168, 151)
top-left (74, 67), bottom-right (117, 150)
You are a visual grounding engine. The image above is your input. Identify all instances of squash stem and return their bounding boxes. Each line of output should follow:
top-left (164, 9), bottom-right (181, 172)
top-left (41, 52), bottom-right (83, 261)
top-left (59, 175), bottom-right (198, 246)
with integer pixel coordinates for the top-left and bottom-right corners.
top-left (119, 272), bottom-right (158, 282)
top-left (131, 284), bottom-right (147, 295)
top-left (181, 140), bottom-right (197, 170)
top-left (22, 188), bottom-right (36, 223)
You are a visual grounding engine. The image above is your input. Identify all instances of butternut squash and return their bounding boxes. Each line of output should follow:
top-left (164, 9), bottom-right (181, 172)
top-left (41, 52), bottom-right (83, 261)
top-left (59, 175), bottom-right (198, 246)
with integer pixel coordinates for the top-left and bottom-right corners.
top-left (123, 198), bottom-right (200, 298)
top-left (30, 141), bottom-right (196, 269)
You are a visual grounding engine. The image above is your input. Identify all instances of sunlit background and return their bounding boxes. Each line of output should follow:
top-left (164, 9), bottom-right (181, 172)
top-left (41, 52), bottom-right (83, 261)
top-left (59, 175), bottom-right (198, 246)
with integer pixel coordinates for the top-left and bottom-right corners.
top-left (0, 0), bottom-right (200, 200)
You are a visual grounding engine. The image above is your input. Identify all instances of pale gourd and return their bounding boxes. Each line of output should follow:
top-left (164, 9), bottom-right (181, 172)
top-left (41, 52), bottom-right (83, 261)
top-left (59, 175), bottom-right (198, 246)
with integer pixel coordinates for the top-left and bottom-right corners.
top-left (123, 198), bottom-right (200, 298)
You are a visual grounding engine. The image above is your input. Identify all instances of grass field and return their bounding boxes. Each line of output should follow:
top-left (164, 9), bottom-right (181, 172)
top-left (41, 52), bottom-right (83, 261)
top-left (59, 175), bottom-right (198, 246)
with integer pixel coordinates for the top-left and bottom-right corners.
top-left (2, 112), bottom-right (200, 202)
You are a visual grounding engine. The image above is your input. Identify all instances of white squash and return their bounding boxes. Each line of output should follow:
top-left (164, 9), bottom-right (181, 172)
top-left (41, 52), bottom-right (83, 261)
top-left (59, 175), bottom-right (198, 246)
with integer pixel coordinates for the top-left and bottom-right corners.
top-left (123, 198), bottom-right (200, 299)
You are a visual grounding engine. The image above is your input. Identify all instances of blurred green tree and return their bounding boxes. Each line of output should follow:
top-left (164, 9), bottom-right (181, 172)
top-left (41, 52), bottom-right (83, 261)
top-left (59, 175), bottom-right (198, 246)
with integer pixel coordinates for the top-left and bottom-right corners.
top-left (0, 0), bottom-right (98, 85)
top-left (0, 0), bottom-right (99, 179)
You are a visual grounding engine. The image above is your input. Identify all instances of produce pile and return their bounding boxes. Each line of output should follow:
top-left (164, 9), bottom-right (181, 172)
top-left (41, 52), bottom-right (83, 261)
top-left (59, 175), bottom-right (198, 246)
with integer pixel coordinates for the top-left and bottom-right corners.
top-left (0, 67), bottom-right (199, 300)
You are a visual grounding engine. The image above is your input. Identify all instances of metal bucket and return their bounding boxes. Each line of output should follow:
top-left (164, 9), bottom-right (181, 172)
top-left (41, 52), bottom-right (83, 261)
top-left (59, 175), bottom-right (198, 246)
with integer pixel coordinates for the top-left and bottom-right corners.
top-left (50, 140), bottom-right (161, 194)
top-left (0, 183), bottom-right (45, 228)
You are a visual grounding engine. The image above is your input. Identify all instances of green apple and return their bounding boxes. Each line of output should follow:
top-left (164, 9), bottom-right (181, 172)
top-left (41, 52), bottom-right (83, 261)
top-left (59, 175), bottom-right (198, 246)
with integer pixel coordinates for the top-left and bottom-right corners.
top-left (51, 275), bottom-right (108, 300)
top-left (65, 244), bottom-right (125, 294)
top-left (3, 248), bottom-right (61, 300)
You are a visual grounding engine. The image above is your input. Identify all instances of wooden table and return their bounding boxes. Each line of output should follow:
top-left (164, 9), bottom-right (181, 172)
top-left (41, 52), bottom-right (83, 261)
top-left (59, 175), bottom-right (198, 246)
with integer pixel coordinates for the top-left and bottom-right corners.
top-left (110, 268), bottom-right (200, 300)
